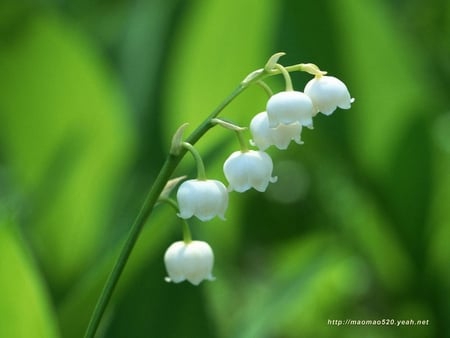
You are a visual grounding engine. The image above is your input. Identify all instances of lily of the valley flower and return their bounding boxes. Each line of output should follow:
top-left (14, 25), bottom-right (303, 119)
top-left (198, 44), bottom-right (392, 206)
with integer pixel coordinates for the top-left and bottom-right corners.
top-left (304, 75), bottom-right (354, 115)
top-left (177, 179), bottom-right (228, 221)
top-left (250, 111), bottom-right (303, 150)
top-left (223, 150), bottom-right (277, 192)
top-left (164, 240), bottom-right (215, 285)
top-left (266, 91), bottom-right (315, 129)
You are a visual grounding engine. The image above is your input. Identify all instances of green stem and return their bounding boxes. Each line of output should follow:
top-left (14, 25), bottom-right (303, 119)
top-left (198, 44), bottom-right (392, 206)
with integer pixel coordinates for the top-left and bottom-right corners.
top-left (256, 80), bottom-right (273, 97)
top-left (83, 57), bottom-right (309, 337)
top-left (182, 221), bottom-right (192, 243)
top-left (158, 196), bottom-right (179, 212)
top-left (182, 142), bottom-right (207, 180)
top-left (84, 82), bottom-right (249, 338)
top-left (158, 197), bottom-right (192, 243)
top-left (235, 130), bottom-right (249, 152)
top-left (274, 63), bottom-right (293, 91)
top-left (83, 155), bottom-right (177, 338)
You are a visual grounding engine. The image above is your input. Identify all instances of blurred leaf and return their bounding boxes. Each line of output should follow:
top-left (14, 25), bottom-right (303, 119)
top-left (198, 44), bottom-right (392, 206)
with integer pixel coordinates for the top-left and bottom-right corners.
top-left (331, 0), bottom-right (427, 179)
top-left (227, 235), bottom-right (344, 338)
top-left (427, 117), bottom-right (450, 333)
top-left (162, 0), bottom-right (281, 149)
top-left (0, 13), bottom-right (134, 290)
top-left (119, 0), bottom-right (179, 118)
top-left (429, 120), bottom-right (450, 282)
top-left (312, 148), bottom-right (414, 293)
top-left (0, 220), bottom-right (59, 338)
top-left (221, 234), bottom-right (384, 338)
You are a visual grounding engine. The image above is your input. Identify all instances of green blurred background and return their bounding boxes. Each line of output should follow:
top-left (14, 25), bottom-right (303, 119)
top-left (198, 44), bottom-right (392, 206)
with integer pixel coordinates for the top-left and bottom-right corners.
top-left (0, 0), bottom-right (449, 337)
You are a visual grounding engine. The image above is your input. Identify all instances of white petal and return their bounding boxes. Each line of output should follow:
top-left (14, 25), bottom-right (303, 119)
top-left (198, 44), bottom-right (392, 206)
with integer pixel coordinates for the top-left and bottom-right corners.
top-left (176, 181), bottom-right (197, 219)
top-left (247, 151), bottom-right (275, 192)
top-left (266, 91), bottom-right (315, 127)
top-left (164, 241), bottom-right (215, 286)
top-left (176, 179), bottom-right (228, 221)
top-left (304, 76), bottom-right (353, 115)
top-left (223, 152), bottom-right (252, 192)
top-left (191, 180), bottom-right (228, 221)
top-left (164, 241), bottom-right (187, 283)
top-left (250, 112), bottom-right (303, 150)
top-left (223, 150), bottom-right (276, 192)
top-left (249, 112), bottom-right (273, 151)
top-left (272, 122), bottom-right (303, 149)
top-left (182, 241), bottom-right (215, 285)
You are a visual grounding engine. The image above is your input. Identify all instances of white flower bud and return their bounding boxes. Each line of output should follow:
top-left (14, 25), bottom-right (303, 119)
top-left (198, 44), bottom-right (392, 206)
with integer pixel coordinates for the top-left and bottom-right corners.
top-left (304, 75), bottom-right (354, 115)
top-left (250, 111), bottom-right (303, 150)
top-left (164, 240), bottom-right (215, 286)
top-left (266, 91), bottom-right (315, 129)
top-left (223, 150), bottom-right (277, 192)
top-left (177, 179), bottom-right (228, 221)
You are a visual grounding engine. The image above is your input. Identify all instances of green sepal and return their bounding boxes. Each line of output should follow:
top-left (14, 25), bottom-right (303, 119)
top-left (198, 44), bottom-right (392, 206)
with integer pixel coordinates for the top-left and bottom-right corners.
top-left (170, 123), bottom-right (189, 155)
top-left (264, 52), bottom-right (286, 72)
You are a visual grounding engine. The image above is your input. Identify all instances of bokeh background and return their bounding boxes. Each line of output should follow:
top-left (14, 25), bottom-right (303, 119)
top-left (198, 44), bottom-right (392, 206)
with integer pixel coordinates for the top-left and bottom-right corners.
top-left (0, 0), bottom-right (449, 337)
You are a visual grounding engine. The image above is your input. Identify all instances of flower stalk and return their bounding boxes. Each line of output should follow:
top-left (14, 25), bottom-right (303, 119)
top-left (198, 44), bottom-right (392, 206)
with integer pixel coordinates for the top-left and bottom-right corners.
top-left (83, 52), bottom-right (350, 338)
top-left (211, 118), bottom-right (249, 152)
top-left (83, 85), bottom-right (246, 338)
top-left (235, 130), bottom-right (249, 152)
top-left (158, 197), bottom-right (192, 243)
top-left (274, 63), bottom-right (293, 91)
top-left (182, 142), bottom-right (207, 180)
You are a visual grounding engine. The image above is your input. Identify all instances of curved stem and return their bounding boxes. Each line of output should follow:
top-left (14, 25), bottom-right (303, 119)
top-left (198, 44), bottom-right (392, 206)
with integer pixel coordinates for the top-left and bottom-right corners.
top-left (182, 142), bottom-right (207, 180)
top-left (84, 56), bottom-right (308, 337)
top-left (158, 197), bottom-right (192, 243)
top-left (84, 83), bottom-right (249, 338)
top-left (235, 130), bottom-right (249, 152)
top-left (274, 63), bottom-right (293, 91)
top-left (83, 155), bottom-right (177, 338)
top-left (158, 196), bottom-right (179, 212)
top-left (256, 80), bottom-right (273, 97)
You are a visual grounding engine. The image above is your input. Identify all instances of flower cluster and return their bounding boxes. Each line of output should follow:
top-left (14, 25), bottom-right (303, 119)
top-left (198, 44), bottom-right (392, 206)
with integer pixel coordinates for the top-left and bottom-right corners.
top-left (162, 54), bottom-right (353, 285)
top-left (251, 75), bottom-right (354, 149)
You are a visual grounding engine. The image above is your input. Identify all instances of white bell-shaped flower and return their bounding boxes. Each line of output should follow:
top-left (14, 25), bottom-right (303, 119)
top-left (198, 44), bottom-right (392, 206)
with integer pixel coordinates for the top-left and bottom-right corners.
top-left (304, 75), bottom-right (354, 115)
top-left (177, 179), bottom-right (228, 221)
top-left (266, 91), bottom-right (315, 129)
top-left (223, 150), bottom-right (277, 192)
top-left (164, 240), bottom-right (215, 285)
top-left (250, 111), bottom-right (303, 150)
